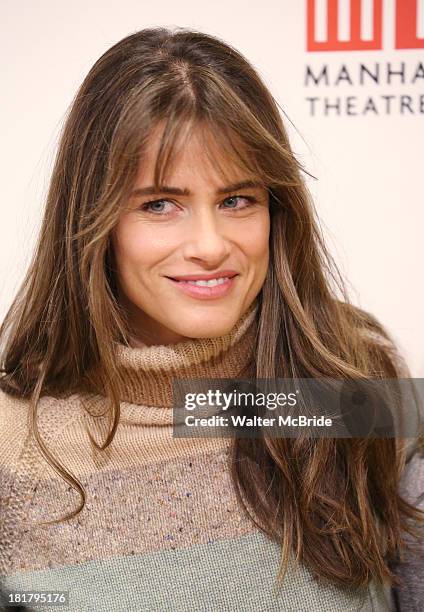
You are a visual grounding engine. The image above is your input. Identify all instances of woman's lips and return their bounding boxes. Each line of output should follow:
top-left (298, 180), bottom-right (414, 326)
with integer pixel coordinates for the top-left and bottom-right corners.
top-left (167, 275), bottom-right (238, 299)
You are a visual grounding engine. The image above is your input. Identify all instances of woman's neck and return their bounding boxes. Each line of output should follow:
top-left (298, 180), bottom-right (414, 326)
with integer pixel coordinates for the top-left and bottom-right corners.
top-left (113, 300), bottom-right (259, 410)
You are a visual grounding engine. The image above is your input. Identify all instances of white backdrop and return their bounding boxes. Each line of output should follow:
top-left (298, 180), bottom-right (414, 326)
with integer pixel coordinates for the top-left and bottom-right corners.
top-left (1, 0), bottom-right (423, 374)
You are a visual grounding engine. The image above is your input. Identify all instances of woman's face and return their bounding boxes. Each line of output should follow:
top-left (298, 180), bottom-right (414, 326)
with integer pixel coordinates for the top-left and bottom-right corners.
top-left (111, 125), bottom-right (270, 346)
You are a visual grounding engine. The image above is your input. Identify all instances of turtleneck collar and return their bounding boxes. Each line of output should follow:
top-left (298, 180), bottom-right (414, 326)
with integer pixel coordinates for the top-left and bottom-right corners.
top-left (113, 301), bottom-right (258, 415)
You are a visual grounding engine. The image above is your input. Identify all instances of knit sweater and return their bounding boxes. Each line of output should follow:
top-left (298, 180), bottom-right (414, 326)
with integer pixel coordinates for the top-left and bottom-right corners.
top-left (0, 303), bottom-right (422, 612)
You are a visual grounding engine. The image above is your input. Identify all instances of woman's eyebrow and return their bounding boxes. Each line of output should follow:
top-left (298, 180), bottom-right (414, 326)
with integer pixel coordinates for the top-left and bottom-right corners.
top-left (130, 180), bottom-right (261, 198)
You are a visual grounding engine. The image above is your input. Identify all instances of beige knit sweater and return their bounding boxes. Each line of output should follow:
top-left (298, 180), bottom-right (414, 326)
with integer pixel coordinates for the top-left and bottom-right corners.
top-left (0, 302), bottom-right (422, 611)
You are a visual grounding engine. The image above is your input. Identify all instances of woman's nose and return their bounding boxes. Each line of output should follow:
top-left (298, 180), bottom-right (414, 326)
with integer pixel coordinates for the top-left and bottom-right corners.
top-left (181, 209), bottom-right (231, 265)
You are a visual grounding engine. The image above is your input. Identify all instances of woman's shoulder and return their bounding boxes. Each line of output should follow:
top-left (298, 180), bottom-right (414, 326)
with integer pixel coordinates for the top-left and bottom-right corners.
top-left (0, 388), bottom-right (32, 468)
top-left (0, 386), bottom-right (80, 416)
top-left (0, 388), bottom-right (85, 467)
top-left (0, 386), bottom-right (29, 413)
top-left (391, 442), bottom-right (424, 610)
top-left (399, 441), bottom-right (424, 498)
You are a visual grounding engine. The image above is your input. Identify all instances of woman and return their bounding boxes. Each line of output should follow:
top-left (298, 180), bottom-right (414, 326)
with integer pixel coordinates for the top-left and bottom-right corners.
top-left (0, 27), bottom-right (423, 612)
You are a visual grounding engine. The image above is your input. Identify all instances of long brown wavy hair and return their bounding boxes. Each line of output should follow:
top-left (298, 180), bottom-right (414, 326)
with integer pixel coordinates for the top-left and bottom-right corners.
top-left (1, 27), bottom-right (423, 591)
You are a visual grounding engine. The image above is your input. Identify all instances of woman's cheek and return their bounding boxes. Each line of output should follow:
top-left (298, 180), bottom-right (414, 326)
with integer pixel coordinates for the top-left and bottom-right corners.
top-left (244, 211), bottom-right (270, 258)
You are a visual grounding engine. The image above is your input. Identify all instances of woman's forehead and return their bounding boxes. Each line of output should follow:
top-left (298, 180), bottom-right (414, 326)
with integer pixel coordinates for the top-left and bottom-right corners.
top-left (135, 120), bottom-right (261, 188)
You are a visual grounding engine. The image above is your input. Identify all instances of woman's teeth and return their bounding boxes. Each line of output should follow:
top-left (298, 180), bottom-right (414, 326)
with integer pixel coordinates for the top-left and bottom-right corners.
top-left (181, 277), bottom-right (230, 287)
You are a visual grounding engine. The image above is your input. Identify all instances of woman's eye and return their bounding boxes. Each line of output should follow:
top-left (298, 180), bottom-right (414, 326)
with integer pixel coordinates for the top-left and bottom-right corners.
top-left (221, 195), bottom-right (255, 210)
top-left (140, 199), bottom-right (174, 214)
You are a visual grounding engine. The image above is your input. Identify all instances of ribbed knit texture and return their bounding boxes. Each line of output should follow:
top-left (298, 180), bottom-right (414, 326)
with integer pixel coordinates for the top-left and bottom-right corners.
top-left (111, 300), bottom-right (257, 423)
top-left (0, 300), bottom-right (421, 611)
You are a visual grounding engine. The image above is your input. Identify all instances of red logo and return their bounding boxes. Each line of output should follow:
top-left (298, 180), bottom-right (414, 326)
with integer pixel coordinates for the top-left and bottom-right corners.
top-left (396, 0), bottom-right (424, 48)
top-left (307, 0), bottom-right (424, 51)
